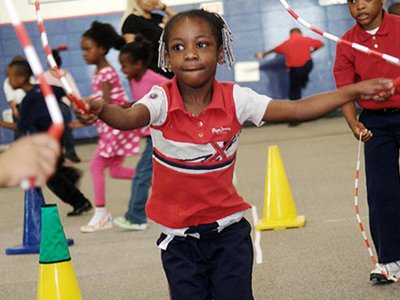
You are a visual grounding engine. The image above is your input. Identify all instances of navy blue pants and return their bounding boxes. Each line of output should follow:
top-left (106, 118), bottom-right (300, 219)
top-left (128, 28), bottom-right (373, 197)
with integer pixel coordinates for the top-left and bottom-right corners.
top-left (59, 101), bottom-right (76, 155)
top-left (157, 218), bottom-right (254, 300)
top-left (359, 109), bottom-right (400, 263)
top-left (289, 60), bottom-right (313, 100)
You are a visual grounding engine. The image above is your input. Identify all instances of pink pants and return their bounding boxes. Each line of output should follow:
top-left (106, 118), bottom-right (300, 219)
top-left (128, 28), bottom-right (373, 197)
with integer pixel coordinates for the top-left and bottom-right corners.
top-left (90, 151), bottom-right (135, 207)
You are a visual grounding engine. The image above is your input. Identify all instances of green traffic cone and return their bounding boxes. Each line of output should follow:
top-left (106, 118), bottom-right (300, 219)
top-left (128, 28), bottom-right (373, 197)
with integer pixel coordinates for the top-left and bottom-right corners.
top-left (37, 204), bottom-right (82, 300)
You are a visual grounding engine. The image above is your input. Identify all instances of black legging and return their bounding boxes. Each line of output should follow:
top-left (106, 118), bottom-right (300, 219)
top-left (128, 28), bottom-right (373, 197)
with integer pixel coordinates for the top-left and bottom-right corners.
top-left (288, 59), bottom-right (313, 100)
top-left (47, 162), bottom-right (89, 209)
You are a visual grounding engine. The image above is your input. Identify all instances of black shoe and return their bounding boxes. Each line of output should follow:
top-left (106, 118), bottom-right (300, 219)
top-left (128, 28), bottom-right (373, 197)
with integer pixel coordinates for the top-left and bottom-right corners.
top-left (67, 201), bottom-right (92, 217)
top-left (65, 151), bottom-right (81, 163)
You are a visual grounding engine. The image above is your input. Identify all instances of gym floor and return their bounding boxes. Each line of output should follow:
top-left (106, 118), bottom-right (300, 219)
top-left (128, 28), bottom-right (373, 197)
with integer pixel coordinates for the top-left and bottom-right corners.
top-left (1, 116), bottom-right (399, 299)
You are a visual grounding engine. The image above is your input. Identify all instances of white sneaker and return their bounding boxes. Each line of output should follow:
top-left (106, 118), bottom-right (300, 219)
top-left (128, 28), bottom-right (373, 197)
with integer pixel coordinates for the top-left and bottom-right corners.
top-left (370, 261), bottom-right (400, 283)
top-left (80, 212), bottom-right (113, 233)
top-left (113, 216), bottom-right (148, 231)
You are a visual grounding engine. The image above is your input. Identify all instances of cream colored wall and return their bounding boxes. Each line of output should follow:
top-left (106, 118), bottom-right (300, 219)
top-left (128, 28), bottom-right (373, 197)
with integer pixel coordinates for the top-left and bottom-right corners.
top-left (0, 0), bottom-right (216, 24)
top-left (0, 0), bottom-right (125, 24)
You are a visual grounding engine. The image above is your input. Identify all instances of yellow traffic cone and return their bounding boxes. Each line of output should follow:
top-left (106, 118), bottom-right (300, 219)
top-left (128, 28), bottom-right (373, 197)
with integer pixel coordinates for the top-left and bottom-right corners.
top-left (256, 145), bottom-right (305, 230)
top-left (37, 204), bottom-right (82, 300)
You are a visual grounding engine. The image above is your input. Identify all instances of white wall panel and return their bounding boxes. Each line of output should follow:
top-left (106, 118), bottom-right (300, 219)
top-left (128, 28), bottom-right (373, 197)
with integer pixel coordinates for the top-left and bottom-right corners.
top-left (0, 0), bottom-right (217, 24)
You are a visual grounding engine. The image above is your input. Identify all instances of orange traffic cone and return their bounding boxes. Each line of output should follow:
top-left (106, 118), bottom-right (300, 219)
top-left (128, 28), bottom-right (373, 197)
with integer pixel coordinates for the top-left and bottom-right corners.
top-left (37, 204), bottom-right (82, 300)
top-left (256, 145), bottom-right (305, 230)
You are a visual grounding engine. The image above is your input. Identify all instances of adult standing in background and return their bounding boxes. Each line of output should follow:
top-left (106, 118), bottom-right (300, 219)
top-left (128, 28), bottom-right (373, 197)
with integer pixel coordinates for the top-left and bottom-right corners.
top-left (255, 28), bottom-right (324, 101)
top-left (120, 0), bottom-right (176, 79)
top-left (388, 2), bottom-right (400, 15)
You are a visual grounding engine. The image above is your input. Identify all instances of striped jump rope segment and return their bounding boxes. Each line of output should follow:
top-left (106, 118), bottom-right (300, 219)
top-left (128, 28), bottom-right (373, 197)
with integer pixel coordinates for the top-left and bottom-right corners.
top-left (34, 0), bottom-right (89, 114)
top-left (3, 0), bottom-right (64, 189)
top-left (354, 134), bottom-right (400, 283)
top-left (251, 206), bottom-right (263, 265)
top-left (278, 0), bottom-right (400, 88)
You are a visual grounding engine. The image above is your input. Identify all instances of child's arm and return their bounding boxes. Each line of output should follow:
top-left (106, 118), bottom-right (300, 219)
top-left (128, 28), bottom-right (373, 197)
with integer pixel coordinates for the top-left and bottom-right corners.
top-left (0, 119), bottom-right (17, 131)
top-left (8, 100), bottom-right (20, 119)
top-left (74, 98), bottom-right (150, 131)
top-left (263, 78), bottom-right (393, 123)
top-left (340, 102), bottom-right (372, 142)
top-left (255, 49), bottom-right (275, 60)
top-left (68, 120), bottom-right (87, 129)
top-left (101, 82), bottom-right (112, 103)
top-left (98, 102), bottom-right (150, 130)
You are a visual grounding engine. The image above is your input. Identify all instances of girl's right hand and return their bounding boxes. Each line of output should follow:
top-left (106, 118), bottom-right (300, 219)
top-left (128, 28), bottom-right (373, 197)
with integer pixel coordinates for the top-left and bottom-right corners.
top-left (350, 121), bottom-right (372, 142)
top-left (71, 97), bottom-right (101, 125)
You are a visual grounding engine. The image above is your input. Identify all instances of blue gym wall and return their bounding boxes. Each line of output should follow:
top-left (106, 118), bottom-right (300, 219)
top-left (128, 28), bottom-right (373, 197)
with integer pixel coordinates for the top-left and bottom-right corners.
top-left (0, 0), bottom-right (397, 144)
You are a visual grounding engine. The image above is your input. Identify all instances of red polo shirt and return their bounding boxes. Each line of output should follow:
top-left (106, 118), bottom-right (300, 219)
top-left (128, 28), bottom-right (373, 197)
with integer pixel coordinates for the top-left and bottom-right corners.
top-left (274, 32), bottom-right (324, 67)
top-left (137, 78), bottom-right (270, 228)
top-left (334, 10), bottom-right (400, 110)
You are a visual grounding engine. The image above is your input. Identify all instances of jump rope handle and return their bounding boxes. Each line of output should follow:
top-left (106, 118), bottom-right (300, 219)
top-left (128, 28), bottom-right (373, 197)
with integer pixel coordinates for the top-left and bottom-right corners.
top-left (19, 124), bottom-right (64, 190)
top-left (69, 93), bottom-right (90, 114)
top-left (392, 76), bottom-right (400, 88)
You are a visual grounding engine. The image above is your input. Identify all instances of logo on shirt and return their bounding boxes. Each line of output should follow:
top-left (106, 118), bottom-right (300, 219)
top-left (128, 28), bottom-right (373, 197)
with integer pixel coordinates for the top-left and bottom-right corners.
top-left (211, 127), bottom-right (231, 135)
top-left (149, 93), bottom-right (158, 99)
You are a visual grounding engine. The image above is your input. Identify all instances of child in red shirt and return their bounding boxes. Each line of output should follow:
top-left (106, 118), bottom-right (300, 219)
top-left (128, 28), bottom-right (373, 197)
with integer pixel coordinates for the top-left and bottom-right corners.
top-left (334, 0), bottom-right (400, 283)
top-left (255, 28), bottom-right (324, 101)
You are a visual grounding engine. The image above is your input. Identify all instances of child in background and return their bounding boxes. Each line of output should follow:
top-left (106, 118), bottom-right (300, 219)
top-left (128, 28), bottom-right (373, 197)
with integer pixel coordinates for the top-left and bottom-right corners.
top-left (76, 10), bottom-right (394, 299)
top-left (0, 60), bottom-right (92, 216)
top-left (114, 35), bottom-right (169, 231)
top-left (255, 28), bottom-right (324, 101)
top-left (80, 21), bottom-right (142, 233)
top-left (44, 47), bottom-right (81, 163)
top-left (333, 0), bottom-right (400, 283)
top-left (3, 56), bottom-right (32, 140)
top-left (3, 56), bottom-right (26, 121)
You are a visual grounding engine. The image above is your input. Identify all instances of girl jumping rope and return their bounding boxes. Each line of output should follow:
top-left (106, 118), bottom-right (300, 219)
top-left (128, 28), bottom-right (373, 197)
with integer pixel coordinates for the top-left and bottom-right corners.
top-left (80, 21), bottom-right (141, 233)
top-left (75, 9), bottom-right (394, 299)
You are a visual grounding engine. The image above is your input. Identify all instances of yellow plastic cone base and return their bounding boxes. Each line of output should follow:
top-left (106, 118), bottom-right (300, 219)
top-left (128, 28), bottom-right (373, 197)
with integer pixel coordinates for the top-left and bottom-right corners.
top-left (258, 145), bottom-right (306, 231)
top-left (38, 261), bottom-right (82, 300)
top-left (256, 215), bottom-right (306, 230)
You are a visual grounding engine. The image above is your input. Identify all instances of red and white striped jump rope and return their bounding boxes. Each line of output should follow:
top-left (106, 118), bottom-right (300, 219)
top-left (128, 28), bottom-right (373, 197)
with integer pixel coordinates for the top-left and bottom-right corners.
top-left (3, 0), bottom-right (64, 189)
top-left (278, 0), bottom-right (400, 88)
top-left (34, 0), bottom-right (89, 113)
top-left (278, 0), bottom-right (399, 281)
top-left (354, 135), bottom-right (400, 282)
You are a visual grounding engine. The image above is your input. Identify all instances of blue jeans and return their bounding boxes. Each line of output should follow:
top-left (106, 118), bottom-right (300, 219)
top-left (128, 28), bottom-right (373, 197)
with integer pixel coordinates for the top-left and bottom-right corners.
top-left (125, 137), bottom-right (153, 224)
